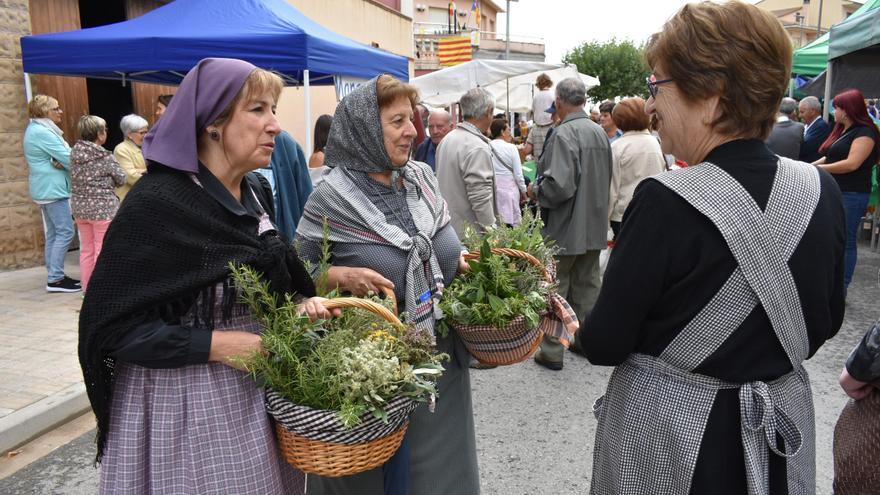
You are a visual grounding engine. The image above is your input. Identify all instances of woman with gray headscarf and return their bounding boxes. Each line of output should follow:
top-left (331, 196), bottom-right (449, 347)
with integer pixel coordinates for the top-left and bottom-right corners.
top-left (79, 58), bottom-right (336, 494)
top-left (296, 75), bottom-right (479, 495)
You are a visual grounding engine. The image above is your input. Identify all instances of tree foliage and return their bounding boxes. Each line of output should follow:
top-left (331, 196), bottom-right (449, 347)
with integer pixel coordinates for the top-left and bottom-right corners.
top-left (563, 38), bottom-right (650, 102)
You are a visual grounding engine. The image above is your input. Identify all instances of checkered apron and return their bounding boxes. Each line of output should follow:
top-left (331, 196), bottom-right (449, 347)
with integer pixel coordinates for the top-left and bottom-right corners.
top-left (591, 158), bottom-right (821, 495)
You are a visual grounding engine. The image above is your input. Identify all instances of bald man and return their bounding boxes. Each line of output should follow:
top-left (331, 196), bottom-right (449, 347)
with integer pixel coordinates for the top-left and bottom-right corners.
top-left (415, 109), bottom-right (453, 170)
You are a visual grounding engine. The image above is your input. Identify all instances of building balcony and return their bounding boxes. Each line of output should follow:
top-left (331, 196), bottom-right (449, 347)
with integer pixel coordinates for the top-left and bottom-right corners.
top-left (414, 22), bottom-right (545, 74)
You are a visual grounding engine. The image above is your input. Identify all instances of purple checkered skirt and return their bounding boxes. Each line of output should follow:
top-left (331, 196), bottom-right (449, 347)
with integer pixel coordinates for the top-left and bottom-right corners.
top-left (99, 289), bottom-right (305, 495)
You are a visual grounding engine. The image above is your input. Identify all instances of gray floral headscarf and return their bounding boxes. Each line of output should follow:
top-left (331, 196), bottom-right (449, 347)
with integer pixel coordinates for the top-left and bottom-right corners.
top-left (323, 76), bottom-right (396, 173)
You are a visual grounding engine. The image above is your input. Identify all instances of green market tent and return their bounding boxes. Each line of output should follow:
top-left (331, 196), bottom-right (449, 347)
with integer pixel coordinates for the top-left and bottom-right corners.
top-left (828, 5), bottom-right (880, 60)
top-left (800, 6), bottom-right (880, 98)
top-left (792, 0), bottom-right (880, 76)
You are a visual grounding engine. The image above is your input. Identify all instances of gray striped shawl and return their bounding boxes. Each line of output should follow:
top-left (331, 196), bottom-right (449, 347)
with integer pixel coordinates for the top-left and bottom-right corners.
top-left (297, 161), bottom-right (451, 334)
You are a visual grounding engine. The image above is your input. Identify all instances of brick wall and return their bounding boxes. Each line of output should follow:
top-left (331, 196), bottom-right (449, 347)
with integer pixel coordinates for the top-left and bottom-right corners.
top-left (0, 1), bottom-right (40, 269)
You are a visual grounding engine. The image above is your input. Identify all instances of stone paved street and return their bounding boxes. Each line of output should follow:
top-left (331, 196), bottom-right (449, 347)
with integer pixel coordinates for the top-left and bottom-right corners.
top-left (0, 252), bottom-right (82, 421)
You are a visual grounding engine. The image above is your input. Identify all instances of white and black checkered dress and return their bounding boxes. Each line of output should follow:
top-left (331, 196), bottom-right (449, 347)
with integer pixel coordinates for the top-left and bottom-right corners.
top-left (591, 158), bottom-right (820, 495)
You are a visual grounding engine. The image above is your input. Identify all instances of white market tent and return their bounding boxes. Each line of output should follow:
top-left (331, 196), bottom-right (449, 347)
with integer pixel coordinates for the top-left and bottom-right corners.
top-left (411, 60), bottom-right (600, 112)
top-left (488, 65), bottom-right (600, 112)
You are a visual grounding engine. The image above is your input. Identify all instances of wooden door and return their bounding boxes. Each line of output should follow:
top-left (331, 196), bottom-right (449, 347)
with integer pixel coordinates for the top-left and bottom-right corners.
top-left (28, 0), bottom-right (88, 145)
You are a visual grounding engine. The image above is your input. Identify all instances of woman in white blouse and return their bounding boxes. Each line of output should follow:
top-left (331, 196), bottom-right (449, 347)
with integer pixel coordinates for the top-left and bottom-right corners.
top-left (608, 97), bottom-right (666, 237)
top-left (489, 118), bottom-right (527, 226)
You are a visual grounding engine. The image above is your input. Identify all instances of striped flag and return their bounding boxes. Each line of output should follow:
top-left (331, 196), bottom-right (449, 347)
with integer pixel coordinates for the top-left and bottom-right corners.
top-left (438, 36), bottom-right (472, 67)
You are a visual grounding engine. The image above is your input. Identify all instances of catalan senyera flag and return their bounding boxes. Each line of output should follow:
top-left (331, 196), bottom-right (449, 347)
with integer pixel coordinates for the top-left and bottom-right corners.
top-left (438, 36), bottom-right (472, 67)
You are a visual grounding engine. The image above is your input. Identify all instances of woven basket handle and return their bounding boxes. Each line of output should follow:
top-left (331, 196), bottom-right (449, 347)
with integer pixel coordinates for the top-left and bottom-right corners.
top-left (322, 294), bottom-right (404, 328)
top-left (463, 247), bottom-right (552, 282)
top-left (380, 286), bottom-right (398, 315)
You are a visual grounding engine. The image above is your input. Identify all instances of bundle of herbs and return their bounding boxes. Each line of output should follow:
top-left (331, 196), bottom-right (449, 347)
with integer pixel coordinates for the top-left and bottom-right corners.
top-left (439, 212), bottom-right (558, 336)
top-left (229, 263), bottom-right (446, 428)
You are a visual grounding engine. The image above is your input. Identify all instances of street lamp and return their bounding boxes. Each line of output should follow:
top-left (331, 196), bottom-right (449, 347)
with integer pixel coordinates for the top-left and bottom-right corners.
top-left (795, 12), bottom-right (805, 46)
top-left (505, 0), bottom-right (518, 60)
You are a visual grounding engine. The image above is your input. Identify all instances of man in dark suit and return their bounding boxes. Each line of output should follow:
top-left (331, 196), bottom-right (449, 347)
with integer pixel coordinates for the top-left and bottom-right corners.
top-left (798, 95), bottom-right (832, 163)
top-left (765, 97), bottom-right (804, 160)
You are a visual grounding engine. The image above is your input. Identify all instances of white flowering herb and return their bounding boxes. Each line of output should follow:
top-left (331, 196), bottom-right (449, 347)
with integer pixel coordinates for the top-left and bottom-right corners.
top-left (230, 263), bottom-right (447, 429)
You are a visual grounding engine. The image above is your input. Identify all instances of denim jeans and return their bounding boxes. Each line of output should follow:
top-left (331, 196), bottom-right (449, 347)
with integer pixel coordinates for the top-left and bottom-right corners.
top-left (40, 199), bottom-right (74, 283)
top-left (841, 191), bottom-right (870, 289)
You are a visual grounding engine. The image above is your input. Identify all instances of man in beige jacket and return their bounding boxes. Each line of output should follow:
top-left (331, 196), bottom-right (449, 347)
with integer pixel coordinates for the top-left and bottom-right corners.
top-left (435, 88), bottom-right (497, 237)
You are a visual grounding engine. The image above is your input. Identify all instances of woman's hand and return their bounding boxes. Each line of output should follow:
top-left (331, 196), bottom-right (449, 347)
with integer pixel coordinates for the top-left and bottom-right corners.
top-left (328, 266), bottom-right (394, 297)
top-left (458, 253), bottom-right (470, 274)
top-left (840, 367), bottom-right (874, 400)
top-left (209, 330), bottom-right (263, 370)
top-left (298, 296), bottom-right (341, 321)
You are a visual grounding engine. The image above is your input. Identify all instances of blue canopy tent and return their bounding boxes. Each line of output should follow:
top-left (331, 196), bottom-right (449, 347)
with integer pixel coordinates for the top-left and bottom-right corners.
top-left (20, 0), bottom-right (409, 151)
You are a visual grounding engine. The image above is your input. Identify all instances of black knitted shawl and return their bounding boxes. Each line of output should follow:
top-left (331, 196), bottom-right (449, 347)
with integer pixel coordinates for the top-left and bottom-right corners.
top-left (78, 164), bottom-right (315, 463)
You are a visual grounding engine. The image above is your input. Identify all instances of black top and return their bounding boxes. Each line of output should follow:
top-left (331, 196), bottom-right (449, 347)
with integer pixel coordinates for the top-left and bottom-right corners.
top-left (824, 124), bottom-right (878, 193)
top-left (108, 166), bottom-right (272, 368)
top-left (846, 320), bottom-right (880, 383)
top-left (582, 139), bottom-right (845, 379)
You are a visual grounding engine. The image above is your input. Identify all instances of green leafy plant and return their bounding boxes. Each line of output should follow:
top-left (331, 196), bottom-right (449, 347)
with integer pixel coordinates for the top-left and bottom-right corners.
top-left (439, 212), bottom-right (557, 336)
top-left (563, 38), bottom-right (649, 101)
top-left (230, 263), bottom-right (446, 428)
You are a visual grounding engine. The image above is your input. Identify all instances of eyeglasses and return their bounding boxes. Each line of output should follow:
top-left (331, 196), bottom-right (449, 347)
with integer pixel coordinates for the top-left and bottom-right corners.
top-left (646, 75), bottom-right (674, 99)
top-left (51, 107), bottom-right (61, 112)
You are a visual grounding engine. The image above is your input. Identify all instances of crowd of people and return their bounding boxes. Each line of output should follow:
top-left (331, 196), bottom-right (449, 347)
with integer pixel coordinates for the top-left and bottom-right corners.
top-left (13, 0), bottom-right (879, 493)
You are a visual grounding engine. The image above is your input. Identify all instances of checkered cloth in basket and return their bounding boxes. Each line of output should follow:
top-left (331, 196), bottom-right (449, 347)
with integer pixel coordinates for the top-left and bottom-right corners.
top-left (454, 288), bottom-right (578, 366)
top-left (266, 389), bottom-right (419, 445)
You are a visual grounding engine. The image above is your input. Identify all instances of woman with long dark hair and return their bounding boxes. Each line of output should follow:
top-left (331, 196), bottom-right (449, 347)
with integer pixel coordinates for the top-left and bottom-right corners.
top-left (813, 88), bottom-right (880, 291)
top-left (308, 114), bottom-right (332, 186)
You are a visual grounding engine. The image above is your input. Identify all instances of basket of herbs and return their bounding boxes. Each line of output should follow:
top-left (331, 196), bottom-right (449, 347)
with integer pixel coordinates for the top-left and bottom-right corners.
top-left (439, 212), bottom-right (577, 365)
top-left (230, 263), bottom-right (446, 478)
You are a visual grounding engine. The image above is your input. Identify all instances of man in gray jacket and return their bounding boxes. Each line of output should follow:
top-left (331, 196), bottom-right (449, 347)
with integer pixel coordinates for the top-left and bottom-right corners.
top-left (436, 88), bottom-right (497, 236)
top-left (765, 97), bottom-right (804, 160)
top-left (531, 77), bottom-right (612, 370)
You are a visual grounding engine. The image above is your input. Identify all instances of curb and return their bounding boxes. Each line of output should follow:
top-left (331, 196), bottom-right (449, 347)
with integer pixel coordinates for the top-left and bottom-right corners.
top-left (0, 383), bottom-right (91, 454)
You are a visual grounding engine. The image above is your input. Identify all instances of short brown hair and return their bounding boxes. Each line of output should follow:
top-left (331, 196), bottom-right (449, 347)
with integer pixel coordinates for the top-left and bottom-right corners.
top-left (28, 94), bottom-right (58, 119)
top-left (599, 100), bottom-right (616, 114)
top-left (77, 115), bottom-right (106, 142)
top-left (211, 68), bottom-right (284, 128)
top-left (536, 73), bottom-right (552, 90)
top-left (376, 74), bottom-right (419, 111)
top-left (612, 97), bottom-right (650, 132)
top-left (645, 1), bottom-right (792, 140)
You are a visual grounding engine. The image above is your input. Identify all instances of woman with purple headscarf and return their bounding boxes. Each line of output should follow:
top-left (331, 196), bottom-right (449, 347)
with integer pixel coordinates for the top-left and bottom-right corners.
top-left (78, 58), bottom-right (336, 494)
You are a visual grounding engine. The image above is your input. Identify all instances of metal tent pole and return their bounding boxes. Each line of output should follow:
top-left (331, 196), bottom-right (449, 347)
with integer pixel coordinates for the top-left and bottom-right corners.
top-left (23, 72), bottom-right (32, 102)
top-left (304, 70), bottom-right (312, 155)
top-left (823, 62), bottom-right (833, 121)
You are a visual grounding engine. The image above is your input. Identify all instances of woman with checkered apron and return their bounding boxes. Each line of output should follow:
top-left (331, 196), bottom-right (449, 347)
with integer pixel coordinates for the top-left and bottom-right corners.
top-left (578, 3), bottom-right (845, 494)
top-left (79, 59), bottom-right (338, 495)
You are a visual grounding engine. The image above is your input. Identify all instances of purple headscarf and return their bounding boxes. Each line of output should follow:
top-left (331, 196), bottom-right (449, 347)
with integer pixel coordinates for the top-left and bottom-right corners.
top-left (142, 58), bottom-right (257, 173)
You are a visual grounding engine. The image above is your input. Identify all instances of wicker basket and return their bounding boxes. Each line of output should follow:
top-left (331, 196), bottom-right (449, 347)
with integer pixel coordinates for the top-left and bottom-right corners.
top-left (455, 247), bottom-right (554, 366)
top-left (271, 294), bottom-right (414, 478)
